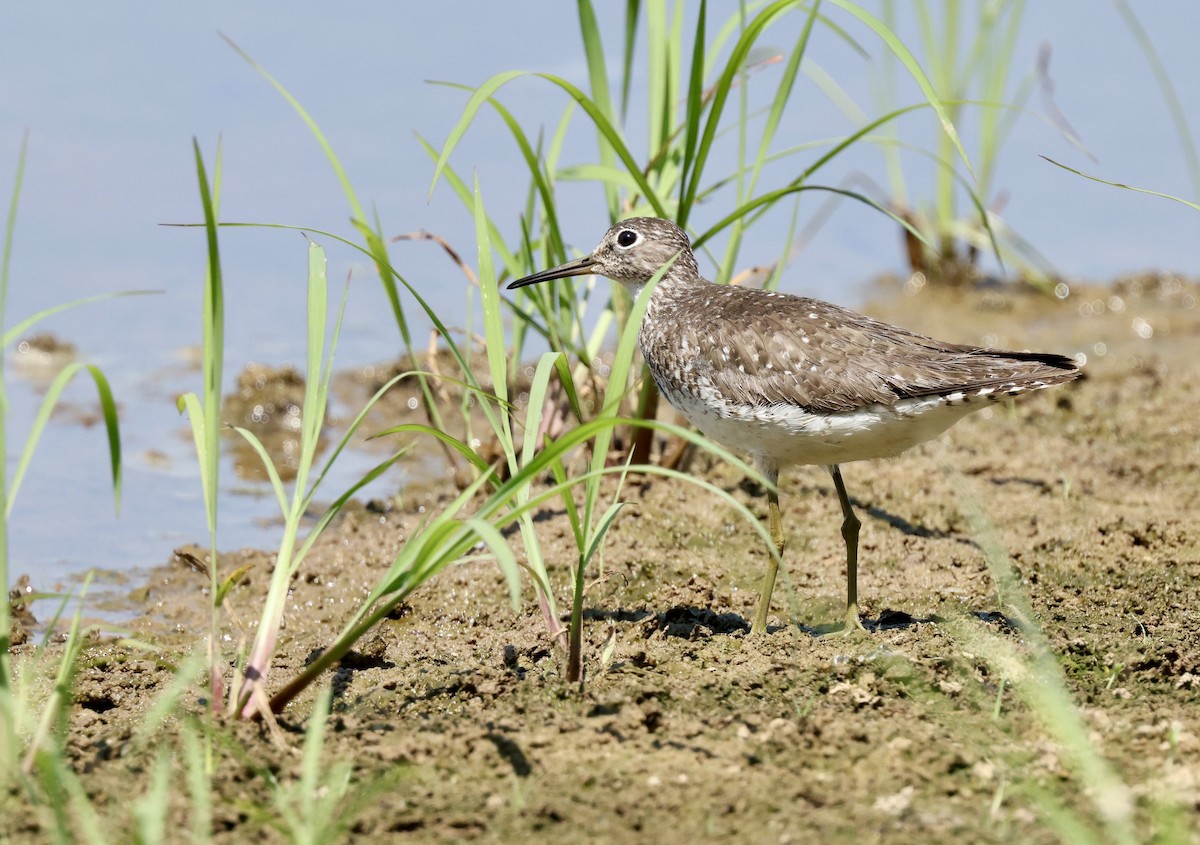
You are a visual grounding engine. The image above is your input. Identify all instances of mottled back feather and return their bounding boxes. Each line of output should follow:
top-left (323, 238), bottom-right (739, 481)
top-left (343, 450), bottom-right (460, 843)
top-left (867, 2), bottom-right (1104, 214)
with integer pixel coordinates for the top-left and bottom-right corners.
top-left (641, 280), bottom-right (1079, 414)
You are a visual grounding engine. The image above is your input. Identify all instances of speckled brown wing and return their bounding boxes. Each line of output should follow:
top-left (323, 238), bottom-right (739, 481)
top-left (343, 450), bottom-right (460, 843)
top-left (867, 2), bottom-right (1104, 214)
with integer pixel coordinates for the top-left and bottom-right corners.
top-left (665, 285), bottom-right (1079, 414)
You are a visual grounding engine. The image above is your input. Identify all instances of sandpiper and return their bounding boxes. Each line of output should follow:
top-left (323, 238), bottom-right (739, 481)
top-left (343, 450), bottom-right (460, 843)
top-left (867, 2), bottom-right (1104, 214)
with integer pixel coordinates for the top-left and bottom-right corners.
top-left (508, 217), bottom-right (1080, 635)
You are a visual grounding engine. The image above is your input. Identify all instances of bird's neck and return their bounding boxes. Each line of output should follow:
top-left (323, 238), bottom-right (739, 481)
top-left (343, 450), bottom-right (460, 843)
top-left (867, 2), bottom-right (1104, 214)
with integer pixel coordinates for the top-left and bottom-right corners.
top-left (634, 269), bottom-right (712, 370)
top-left (620, 260), bottom-right (708, 303)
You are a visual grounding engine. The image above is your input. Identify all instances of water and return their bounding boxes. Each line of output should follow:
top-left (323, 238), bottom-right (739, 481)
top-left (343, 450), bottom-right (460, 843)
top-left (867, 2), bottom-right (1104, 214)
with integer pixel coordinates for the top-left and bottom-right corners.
top-left (1, 2), bottom-right (1197, 592)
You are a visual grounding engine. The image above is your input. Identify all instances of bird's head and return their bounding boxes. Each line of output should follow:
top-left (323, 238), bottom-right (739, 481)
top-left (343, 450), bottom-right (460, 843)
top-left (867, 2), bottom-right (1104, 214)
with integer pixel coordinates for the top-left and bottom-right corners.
top-left (507, 217), bottom-right (698, 297)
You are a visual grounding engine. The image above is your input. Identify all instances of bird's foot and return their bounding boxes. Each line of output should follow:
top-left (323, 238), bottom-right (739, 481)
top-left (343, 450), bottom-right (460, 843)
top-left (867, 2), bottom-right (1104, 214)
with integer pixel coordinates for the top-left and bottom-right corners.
top-left (819, 605), bottom-right (868, 638)
top-left (749, 610), bottom-right (774, 636)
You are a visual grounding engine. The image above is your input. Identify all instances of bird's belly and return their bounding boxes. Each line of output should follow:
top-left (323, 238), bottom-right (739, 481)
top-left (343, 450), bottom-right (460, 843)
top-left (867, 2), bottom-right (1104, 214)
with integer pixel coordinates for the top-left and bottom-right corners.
top-left (666, 389), bottom-right (979, 468)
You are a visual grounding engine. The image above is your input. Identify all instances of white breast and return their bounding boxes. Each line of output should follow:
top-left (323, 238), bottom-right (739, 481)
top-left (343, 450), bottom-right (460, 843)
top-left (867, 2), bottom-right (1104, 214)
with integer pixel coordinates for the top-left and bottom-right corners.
top-left (667, 388), bottom-right (982, 469)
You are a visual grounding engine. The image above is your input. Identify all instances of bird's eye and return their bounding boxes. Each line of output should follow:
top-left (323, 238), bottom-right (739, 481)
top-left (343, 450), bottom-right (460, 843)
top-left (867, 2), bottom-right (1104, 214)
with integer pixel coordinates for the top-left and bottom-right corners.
top-left (616, 229), bottom-right (639, 248)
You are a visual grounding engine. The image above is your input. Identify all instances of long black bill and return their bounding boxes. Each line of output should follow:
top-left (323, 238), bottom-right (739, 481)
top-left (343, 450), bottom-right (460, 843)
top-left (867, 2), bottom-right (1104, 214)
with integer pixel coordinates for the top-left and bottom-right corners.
top-left (506, 255), bottom-right (597, 290)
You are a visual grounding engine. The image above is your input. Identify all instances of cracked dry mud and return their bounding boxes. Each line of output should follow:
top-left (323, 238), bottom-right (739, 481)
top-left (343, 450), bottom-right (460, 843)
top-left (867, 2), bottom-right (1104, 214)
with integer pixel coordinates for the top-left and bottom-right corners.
top-left (7, 276), bottom-right (1200, 843)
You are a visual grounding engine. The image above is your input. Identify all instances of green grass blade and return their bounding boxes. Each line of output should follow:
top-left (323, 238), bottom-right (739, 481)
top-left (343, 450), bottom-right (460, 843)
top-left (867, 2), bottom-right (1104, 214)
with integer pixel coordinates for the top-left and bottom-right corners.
top-left (39, 751), bottom-right (109, 845)
top-left (694, 183), bottom-right (931, 251)
top-left (583, 500), bottom-right (627, 565)
top-left (462, 178), bottom-right (544, 479)
top-left (577, 0), bottom-right (620, 217)
top-left (6, 363), bottom-right (122, 518)
top-left (486, 98), bottom-right (565, 261)
top-left (192, 139), bottom-right (223, 431)
top-left (676, 0), bottom-right (709, 227)
top-left (620, 1), bottom-right (640, 120)
top-left (301, 369), bottom-right (422, 502)
top-left (293, 449), bottom-right (411, 565)
top-left (463, 517), bottom-right (522, 610)
top-left (132, 747), bottom-right (172, 845)
top-left (238, 235), bottom-right (344, 716)
top-left (948, 470), bottom-right (1138, 845)
top-left (129, 649), bottom-right (209, 752)
top-left (474, 175), bottom-right (512, 417)
top-left (427, 80), bottom-right (567, 260)
top-left (302, 276), bottom-right (351, 510)
top-left (577, 0), bottom-right (614, 124)
top-left (223, 36), bottom-right (365, 224)
top-left (976, 1), bottom-right (1028, 197)
top-left (527, 354), bottom-right (587, 574)
top-left (86, 364), bottom-right (122, 514)
top-left (299, 685), bottom-right (332, 812)
top-left (799, 101), bottom-right (928, 182)
top-left (521, 352), bottom-right (565, 466)
top-left (24, 574), bottom-right (93, 775)
top-left (876, 0), bottom-right (906, 202)
top-left (431, 70), bottom-right (667, 216)
top-left (2, 291), bottom-right (159, 348)
top-left (719, 0), bottom-right (821, 281)
top-left (679, 0), bottom-right (803, 224)
top-left (291, 238), bottom-right (329, 507)
top-left (556, 163), bottom-right (645, 193)
top-left (375, 423), bottom-right (492, 475)
top-left (533, 72), bottom-right (668, 216)
top-left (0, 132), bottom-right (27, 328)
top-left (414, 133), bottom-right (520, 276)
top-left (750, 1), bottom-right (819, 193)
top-left (828, 0), bottom-right (975, 180)
top-left (228, 425), bottom-right (290, 516)
top-left (544, 98), bottom-right (577, 184)
top-left (191, 140), bottom-right (225, 711)
top-left (0, 135), bottom-right (26, 679)
top-left (544, 437), bottom-right (585, 554)
top-left (580, 256), bottom-right (672, 530)
top-left (1041, 156), bottom-right (1200, 214)
top-left (428, 69), bottom-right (529, 196)
top-left (1115, 0), bottom-right (1200, 200)
top-left (644, 0), bottom-right (672, 162)
top-left (470, 179), bottom-right (565, 621)
top-left (806, 56), bottom-right (868, 124)
top-left (417, 133), bottom-right (520, 277)
top-left (181, 726), bottom-right (212, 845)
top-left (176, 392), bottom-right (213, 524)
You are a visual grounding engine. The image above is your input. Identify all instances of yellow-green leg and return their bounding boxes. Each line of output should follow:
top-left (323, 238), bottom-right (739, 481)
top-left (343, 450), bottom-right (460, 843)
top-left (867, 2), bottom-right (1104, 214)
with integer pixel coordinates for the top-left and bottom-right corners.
top-left (830, 465), bottom-right (866, 632)
top-left (751, 473), bottom-right (784, 636)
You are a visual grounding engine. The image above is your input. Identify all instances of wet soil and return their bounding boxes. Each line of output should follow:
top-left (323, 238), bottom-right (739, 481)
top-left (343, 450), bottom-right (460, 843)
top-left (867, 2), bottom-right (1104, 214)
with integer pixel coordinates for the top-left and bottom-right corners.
top-left (6, 275), bottom-right (1200, 843)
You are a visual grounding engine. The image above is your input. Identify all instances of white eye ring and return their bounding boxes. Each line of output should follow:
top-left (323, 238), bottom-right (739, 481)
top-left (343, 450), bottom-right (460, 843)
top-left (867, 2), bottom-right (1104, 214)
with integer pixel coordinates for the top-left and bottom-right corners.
top-left (616, 229), bottom-right (640, 249)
